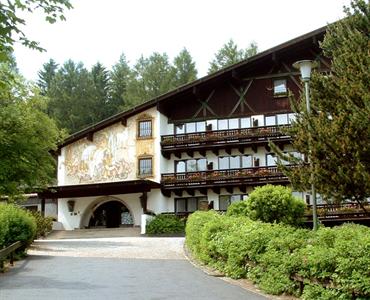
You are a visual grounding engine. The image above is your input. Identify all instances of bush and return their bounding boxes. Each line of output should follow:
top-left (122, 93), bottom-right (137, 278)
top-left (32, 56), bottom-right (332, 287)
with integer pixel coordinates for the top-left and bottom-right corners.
top-left (231, 185), bottom-right (306, 226)
top-left (226, 200), bottom-right (248, 217)
top-left (0, 203), bottom-right (36, 248)
top-left (28, 211), bottom-right (53, 238)
top-left (185, 210), bottom-right (221, 261)
top-left (146, 214), bottom-right (185, 235)
top-left (185, 211), bottom-right (370, 299)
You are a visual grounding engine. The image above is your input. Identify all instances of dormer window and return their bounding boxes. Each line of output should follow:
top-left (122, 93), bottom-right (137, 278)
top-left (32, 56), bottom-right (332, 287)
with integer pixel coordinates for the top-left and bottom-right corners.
top-left (273, 79), bottom-right (287, 96)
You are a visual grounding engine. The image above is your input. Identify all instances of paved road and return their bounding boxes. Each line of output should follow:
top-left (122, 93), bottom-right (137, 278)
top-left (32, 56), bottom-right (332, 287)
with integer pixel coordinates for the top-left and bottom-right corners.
top-left (0, 232), bottom-right (267, 300)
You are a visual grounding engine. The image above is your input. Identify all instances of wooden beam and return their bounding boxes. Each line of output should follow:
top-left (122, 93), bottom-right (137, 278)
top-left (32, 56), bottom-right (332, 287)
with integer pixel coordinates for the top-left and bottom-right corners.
top-left (225, 147), bottom-right (232, 155)
top-left (238, 146), bottom-right (245, 155)
top-left (242, 71), bottom-right (300, 81)
top-left (186, 150), bottom-right (194, 158)
top-left (41, 198), bottom-right (45, 217)
top-left (174, 190), bottom-right (183, 197)
top-left (264, 144), bottom-right (271, 152)
top-left (121, 118), bottom-right (127, 127)
top-left (199, 150), bottom-right (206, 157)
top-left (251, 144), bottom-right (258, 153)
top-left (212, 187), bottom-right (220, 195)
top-left (212, 149), bottom-right (219, 156)
top-left (199, 188), bottom-right (207, 196)
top-left (161, 151), bottom-right (171, 160)
top-left (174, 151), bottom-right (182, 159)
top-left (282, 62), bottom-right (303, 92)
top-left (161, 189), bottom-right (171, 198)
top-left (86, 132), bottom-right (94, 142)
top-left (140, 191), bottom-right (148, 213)
top-left (231, 70), bottom-right (243, 85)
top-left (239, 185), bottom-right (247, 193)
top-left (226, 186), bottom-right (233, 194)
top-left (229, 81), bottom-right (255, 115)
top-left (187, 189), bottom-right (195, 196)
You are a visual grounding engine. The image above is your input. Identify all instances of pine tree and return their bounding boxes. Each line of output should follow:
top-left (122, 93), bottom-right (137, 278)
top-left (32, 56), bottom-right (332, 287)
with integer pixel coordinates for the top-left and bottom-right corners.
top-left (273, 0), bottom-right (370, 208)
top-left (208, 39), bottom-right (258, 74)
top-left (172, 48), bottom-right (197, 87)
top-left (37, 59), bottom-right (58, 95)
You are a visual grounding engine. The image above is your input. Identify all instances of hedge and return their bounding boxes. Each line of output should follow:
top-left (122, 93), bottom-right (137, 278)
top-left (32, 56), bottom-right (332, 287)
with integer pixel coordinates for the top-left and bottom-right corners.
top-left (186, 211), bottom-right (370, 299)
top-left (0, 203), bottom-right (36, 248)
top-left (146, 214), bottom-right (185, 234)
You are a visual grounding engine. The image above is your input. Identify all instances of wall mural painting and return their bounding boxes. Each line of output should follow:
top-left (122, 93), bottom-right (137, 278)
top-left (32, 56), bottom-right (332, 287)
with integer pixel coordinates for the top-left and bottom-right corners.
top-left (64, 124), bottom-right (135, 184)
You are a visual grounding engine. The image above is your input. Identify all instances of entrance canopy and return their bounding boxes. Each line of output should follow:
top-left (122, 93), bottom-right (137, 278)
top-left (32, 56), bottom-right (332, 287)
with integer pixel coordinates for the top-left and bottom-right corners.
top-left (38, 180), bottom-right (160, 199)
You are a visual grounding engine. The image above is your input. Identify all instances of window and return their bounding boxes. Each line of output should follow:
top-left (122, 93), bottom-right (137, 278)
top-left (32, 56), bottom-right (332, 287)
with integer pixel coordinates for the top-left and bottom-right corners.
top-left (219, 156), bottom-right (253, 170)
top-left (176, 161), bottom-right (186, 173)
top-left (175, 158), bottom-right (207, 173)
top-left (219, 194), bottom-right (247, 211)
top-left (175, 197), bottom-right (208, 213)
top-left (288, 113), bottom-right (296, 124)
top-left (175, 124), bottom-right (185, 134)
top-left (277, 113), bottom-right (288, 125)
top-left (206, 120), bottom-right (217, 131)
top-left (229, 118), bottom-right (239, 129)
top-left (242, 155), bottom-right (253, 168)
top-left (265, 115), bottom-right (276, 126)
top-left (186, 122), bottom-right (196, 133)
top-left (219, 157), bottom-right (229, 170)
top-left (138, 157), bottom-right (152, 176)
top-left (175, 121), bottom-right (206, 134)
top-left (266, 153), bottom-right (277, 166)
top-left (218, 119), bottom-right (228, 130)
top-left (274, 79), bottom-right (287, 96)
top-left (240, 117), bottom-right (251, 128)
top-left (229, 156), bottom-right (240, 169)
top-left (138, 120), bottom-right (152, 138)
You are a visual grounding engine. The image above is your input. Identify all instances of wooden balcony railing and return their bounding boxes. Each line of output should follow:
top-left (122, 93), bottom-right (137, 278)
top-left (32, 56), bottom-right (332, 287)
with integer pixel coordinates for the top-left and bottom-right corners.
top-left (161, 125), bottom-right (291, 150)
top-left (305, 202), bottom-right (370, 222)
top-left (161, 166), bottom-right (289, 188)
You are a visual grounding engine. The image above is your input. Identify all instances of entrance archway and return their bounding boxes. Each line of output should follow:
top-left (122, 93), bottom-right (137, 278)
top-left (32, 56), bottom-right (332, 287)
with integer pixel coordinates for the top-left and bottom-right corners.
top-left (88, 200), bottom-right (133, 228)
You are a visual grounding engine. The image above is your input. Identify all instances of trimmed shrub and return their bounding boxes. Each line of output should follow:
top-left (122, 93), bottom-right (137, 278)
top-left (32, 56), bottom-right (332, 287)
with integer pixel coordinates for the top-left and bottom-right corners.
top-left (185, 211), bottom-right (370, 299)
top-left (0, 203), bottom-right (36, 248)
top-left (232, 185), bottom-right (306, 226)
top-left (185, 210), bottom-right (221, 261)
top-left (146, 214), bottom-right (185, 234)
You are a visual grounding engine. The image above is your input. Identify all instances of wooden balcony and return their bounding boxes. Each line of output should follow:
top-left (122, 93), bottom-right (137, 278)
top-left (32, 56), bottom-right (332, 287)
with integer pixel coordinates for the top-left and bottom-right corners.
top-left (161, 166), bottom-right (289, 195)
top-left (305, 202), bottom-right (370, 224)
top-left (161, 125), bottom-right (291, 158)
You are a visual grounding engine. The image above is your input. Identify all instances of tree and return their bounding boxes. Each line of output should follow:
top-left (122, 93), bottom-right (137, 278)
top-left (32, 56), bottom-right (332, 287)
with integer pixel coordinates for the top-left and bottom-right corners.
top-left (123, 52), bottom-right (174, 109)
top-left (37, 59), bottom-right (59, 95)
top-left (273, 0), bottom-right (370, 208)
top-left (109, 53), bottom-right (131, 114)
top-left (172, 48), bottom-right (197, 87)
top-left (208, 39), bottom-right (258, 74)
top-left (0, 63), bottom-right (62, 198)
top-left (0, 0), bottom-right (72, 63)
top-left (90, 62), bottom-right (110, 120)
top-left (47, 60), bottom-right (98, 133)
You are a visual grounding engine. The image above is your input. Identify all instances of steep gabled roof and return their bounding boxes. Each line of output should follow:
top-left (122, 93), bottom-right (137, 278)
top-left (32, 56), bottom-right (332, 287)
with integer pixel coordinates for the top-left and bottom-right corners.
top-left (58, 25), bottom-right (327, 150)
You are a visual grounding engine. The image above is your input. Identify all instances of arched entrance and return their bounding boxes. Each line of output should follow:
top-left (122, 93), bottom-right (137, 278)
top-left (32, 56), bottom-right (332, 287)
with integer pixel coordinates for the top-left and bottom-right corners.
top-left (88, 200), bottom-right (133, 228)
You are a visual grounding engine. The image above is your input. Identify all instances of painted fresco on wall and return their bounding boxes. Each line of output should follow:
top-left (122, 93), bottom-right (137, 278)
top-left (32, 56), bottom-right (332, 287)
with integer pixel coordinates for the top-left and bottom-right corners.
top-left (64, 123), bottom-right (135, 184)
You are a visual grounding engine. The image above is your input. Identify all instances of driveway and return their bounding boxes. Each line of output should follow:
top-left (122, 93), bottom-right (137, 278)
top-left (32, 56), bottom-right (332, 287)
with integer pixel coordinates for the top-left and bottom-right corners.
top-left (0, 230), bottom-right (268, 300)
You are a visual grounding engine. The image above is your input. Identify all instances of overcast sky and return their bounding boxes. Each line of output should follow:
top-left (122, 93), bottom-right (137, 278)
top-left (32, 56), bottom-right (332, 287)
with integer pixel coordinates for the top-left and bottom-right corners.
top-left (14, 0), bottom-right (351, 81)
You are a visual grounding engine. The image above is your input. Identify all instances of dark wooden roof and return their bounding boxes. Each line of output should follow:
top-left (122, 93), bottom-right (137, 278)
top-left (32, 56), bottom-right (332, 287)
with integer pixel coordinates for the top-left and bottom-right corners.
top-left (58, 25), bottom-right (327, 149)
top-left (38, 180), bottom-right (160, 198)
